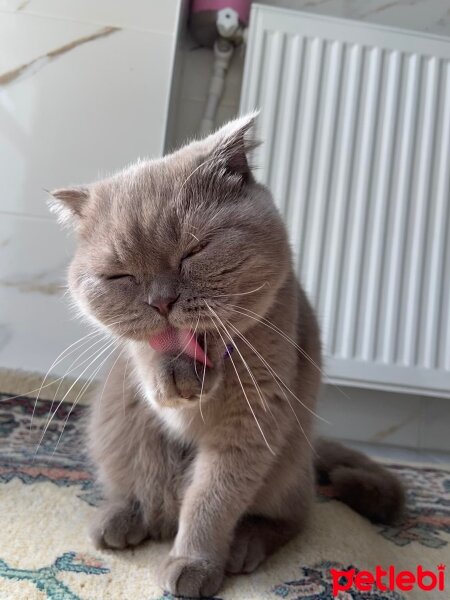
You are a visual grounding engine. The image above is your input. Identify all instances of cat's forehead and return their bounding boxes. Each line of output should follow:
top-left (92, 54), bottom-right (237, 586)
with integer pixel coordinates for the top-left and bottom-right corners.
top-left (87, 133), bottom-right (252, 250)
top-left (109, 153), bottom-right (199, 207)
top-left (91, 162), bottom-right (210, 253)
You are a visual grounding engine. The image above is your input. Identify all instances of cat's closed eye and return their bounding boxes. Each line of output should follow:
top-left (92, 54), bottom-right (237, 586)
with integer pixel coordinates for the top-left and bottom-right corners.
top-left (181, 242), bottom-right (207, 262)
top-left (104, 274), bottom-right (135, 282)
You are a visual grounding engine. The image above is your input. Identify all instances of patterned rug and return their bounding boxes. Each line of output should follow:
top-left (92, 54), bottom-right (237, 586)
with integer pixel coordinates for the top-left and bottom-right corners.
top-left (1, 392), bottom-right (449, 600)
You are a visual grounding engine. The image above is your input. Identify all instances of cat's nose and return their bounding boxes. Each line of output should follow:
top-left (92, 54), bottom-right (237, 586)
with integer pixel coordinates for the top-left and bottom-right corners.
top-left (149, 293), bottom-right (179, 316)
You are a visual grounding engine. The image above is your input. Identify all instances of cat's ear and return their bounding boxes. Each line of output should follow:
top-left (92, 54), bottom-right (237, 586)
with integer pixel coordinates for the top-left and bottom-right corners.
top-left (208, 111), bottom-right (259, 183)
top-left (47, 186), bottom-right (90, 226)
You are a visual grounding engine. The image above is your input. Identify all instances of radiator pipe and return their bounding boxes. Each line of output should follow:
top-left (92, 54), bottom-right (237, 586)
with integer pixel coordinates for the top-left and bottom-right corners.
top-left (190, 1), bottom-right (250, 134)
top-left (199, 38), bottom-right (234, 135)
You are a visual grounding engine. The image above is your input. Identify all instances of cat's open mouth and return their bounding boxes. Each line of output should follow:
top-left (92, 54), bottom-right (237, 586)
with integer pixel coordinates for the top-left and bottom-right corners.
top-left (149, 327), bottom-right (213, 368)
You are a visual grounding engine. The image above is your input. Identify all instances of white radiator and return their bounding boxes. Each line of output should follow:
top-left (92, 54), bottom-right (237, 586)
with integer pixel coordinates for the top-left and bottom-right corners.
top-left (240, 5), bottom-right (450, 398)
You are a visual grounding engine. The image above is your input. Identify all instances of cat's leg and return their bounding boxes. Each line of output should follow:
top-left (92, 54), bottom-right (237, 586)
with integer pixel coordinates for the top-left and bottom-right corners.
top-left (88, 357), bottom-right (187, 548)
top-left (226, 515), bottom-right (300, 573)
top-left (91, 352), bottom-right (220, 550)
top-left (90, 418), bottom-right (184, 548)
top-left (160, 426), bottom-right (284, 598)
top-left (224, 308), bottom-right (321, 574)
top-left (90, 428), bottom-right (184, 548)
top-left (226, 442), bottom-right (313, 573)
top-left (91, 498), bottom-right (148, 550)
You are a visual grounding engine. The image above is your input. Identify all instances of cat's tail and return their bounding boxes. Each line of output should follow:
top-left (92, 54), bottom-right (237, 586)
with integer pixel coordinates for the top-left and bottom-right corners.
top-left (314, 438), bottom-right (405, 524)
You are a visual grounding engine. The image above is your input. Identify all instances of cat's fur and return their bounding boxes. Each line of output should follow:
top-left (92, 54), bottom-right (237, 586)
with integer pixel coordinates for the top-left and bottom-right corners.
top-left (50, 114), bottom-right (404, 598)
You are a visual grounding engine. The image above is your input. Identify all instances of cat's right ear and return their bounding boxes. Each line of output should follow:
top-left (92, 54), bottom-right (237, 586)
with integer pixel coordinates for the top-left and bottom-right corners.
top-left (47, 187), bottom-right (90, 226)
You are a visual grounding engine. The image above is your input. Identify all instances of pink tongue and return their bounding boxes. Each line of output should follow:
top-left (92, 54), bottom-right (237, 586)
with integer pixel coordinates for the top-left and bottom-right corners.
top-left (149, 327), bottom-right (212, 368)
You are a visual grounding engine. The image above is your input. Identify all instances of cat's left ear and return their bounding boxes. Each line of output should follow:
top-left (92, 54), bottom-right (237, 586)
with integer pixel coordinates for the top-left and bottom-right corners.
top-left (47, 186), bottom-right (90, 226)
top-left (208, 111), bottom-right (259, 183)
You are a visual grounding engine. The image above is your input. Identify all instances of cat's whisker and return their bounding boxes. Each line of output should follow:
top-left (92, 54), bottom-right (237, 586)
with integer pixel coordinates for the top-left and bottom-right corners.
top-left (221, 320), bottom-right (283, 428)
top-left (45, 334), bottom-right (114, 423)
top-left (220, 318), bottom-right (283, 431)
top-left (212, 314), bottom-right (268, 413)
top-left (226, 320), bottom-right (318, 455)
top-left (98, 346), bottom-right (127, 411)
top-left (205, 302), bottom-right (275, 455)
top-left (34, 338), bottom-right (118, 458)
top-left (210, 282), bottom-right (269, 299)
top-left (3, 333), bottom-right (109, 406)
top-left (231, 304), bottom-right (322, 367)
top-left (29, 329), bottom-right (104, 428)
top-left (23, 316), bottom-right (128, 423)
top-left (191, 317), bottom-right (204, 421)
top-left (224, 312), bottom-right (329, 425)
top-left (229, 304), bottom-right (352, 403)
top-left (40, 336), bottom-right (116, 442)
top-left (44, 318), bottom-right (130, 411)
top-left (192, 316), bottom-right (203, 386)
top-left (122, 353), bottom-right (131, 419)
top-left (198, 335), bottom-right (207, 423)
top-left (52, 344), bottom-right (119, 456)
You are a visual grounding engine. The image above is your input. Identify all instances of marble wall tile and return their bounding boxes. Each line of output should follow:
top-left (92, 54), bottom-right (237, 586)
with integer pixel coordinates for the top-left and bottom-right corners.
top-left (258, 0), bottom-right (450, 36)
top-left (343, 440), bottom-right (450, 464)
top-left (319, 384), bottom-right (450, 452)
top-left (341, 0), bottom-right (450, 34)
top-left (0, 12), bottom-right (107, 74)
top-left (318, 385), bottom-right (450, 450)
top-left (1, 19), bottom-right (176, 218)
top-left (318, 385), bottom-right (423, 448)
top-left (0, 213), bottom-right (91, 377)
top-left (255, 0), bottom-right (348, 19)
top-left (0, 0), bottom-right (181, 35)
top-left (419, 396), bottom-right (450, 452)
top-left (0, 0), bottom-right (31, 13)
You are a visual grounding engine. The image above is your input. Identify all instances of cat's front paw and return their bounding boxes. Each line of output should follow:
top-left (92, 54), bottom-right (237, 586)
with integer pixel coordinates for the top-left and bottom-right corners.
top-left (226, 527), bottom-right (266, 574)
top-left (160, 354), bottom-right (220, 402)
top-left (160, 555), bottom-right (224, 598)
top-left (90, 501), bottom-right (148, 550)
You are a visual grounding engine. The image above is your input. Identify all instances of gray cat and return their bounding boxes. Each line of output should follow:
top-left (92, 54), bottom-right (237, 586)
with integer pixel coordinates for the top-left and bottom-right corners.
top-left (50, 114), bottom-right (404, 598)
